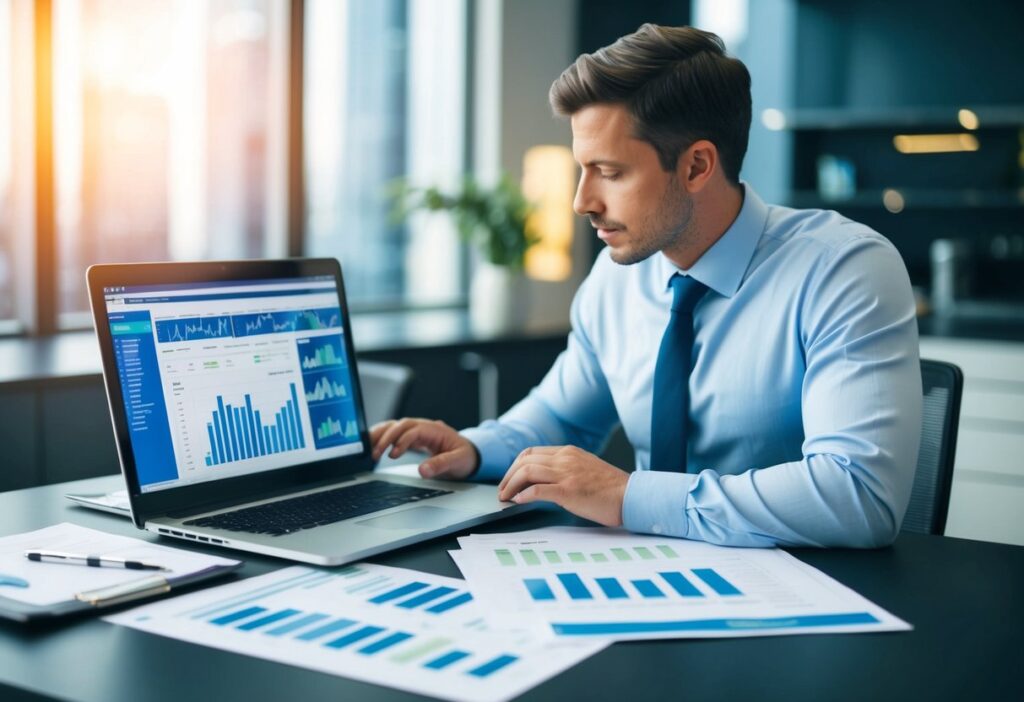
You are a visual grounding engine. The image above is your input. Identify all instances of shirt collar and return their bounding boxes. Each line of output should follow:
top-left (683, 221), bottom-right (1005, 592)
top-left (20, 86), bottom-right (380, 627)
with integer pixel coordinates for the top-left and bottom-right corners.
top-left (658, 182), bottom-right (769, 299)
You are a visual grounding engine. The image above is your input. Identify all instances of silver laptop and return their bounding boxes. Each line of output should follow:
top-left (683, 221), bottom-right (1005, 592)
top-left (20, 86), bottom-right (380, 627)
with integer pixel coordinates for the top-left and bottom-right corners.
top-left (87, 258), bottom-right (530, 566)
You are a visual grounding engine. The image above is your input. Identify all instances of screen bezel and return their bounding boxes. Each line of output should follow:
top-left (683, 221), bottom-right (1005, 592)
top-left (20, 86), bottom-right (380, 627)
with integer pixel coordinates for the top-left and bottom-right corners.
top-left (87, 258), bottom-right (375, 527)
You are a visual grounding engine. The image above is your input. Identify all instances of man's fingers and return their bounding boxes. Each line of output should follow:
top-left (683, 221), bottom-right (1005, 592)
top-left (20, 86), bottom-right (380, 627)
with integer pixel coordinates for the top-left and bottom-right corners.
top-left (369, 420), bottom-right (396, 447)
top-left (372, 418), bottom-right (421, 460)
top-left (419, 446), bottom-right (473, 480)
top-left (498, 462), bottom-right (559, 501)
top-left (511, 483), bottom-right (563, 506)
top-left (391, 427), bottom-right (429, 458)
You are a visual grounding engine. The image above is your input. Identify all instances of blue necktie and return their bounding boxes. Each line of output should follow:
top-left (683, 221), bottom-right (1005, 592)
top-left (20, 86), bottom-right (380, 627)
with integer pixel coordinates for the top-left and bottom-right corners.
top-left (650, 274), bottom-right (707, 472)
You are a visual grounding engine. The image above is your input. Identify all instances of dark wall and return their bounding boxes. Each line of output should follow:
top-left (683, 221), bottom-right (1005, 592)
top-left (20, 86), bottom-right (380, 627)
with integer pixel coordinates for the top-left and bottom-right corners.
top-left (796, 0), bottom-right (1024, 108)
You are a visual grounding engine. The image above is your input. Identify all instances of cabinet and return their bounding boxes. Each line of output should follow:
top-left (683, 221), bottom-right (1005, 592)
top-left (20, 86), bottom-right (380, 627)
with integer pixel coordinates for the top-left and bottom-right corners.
top-left (919, 337), bottom-right (1024, 545)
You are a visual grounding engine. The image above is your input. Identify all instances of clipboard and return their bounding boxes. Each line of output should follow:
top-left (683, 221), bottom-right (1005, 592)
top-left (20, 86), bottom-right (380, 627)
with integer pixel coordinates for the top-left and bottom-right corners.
top-left (0, 523), bottom-right (243, 623)
top-left (0, 562), bottom-right (242, 623)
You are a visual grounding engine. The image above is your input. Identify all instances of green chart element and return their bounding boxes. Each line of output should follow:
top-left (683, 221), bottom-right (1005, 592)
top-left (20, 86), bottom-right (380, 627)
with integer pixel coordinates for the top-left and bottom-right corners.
top-left (544, 551), bottom-right (562, 564)
top-left (520, 549), bottom-right (541, 566)
top-left (657, 545), bottom-right (680, 558)
top-left (592, 553), bottom-right (609, 563)
top-left (568, 552), bottom-right (586, 563)
top-left (611, 548), bottom-right (632, 561)
top-left (390, 636), bottom-right (453, 664)
top-left (634, 547), bottom-right (656, 560)
top-left (495, 549), bottom-right (516, 566)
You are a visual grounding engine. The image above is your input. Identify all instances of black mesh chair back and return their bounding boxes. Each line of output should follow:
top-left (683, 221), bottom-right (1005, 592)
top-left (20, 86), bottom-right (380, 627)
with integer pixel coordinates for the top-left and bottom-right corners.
top-left (902, 359), bottom-right (963, 535)
top-left (357, 361), bottom-right (414, 427)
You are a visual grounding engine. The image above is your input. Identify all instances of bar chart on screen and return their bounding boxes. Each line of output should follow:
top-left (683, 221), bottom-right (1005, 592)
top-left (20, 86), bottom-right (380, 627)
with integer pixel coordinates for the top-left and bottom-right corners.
top-left (106, 564), bottom-right (607, 702)
top-left (452, 527), bottom-right (911, 641)
top-left (200, 382), bottom-right (307, 466)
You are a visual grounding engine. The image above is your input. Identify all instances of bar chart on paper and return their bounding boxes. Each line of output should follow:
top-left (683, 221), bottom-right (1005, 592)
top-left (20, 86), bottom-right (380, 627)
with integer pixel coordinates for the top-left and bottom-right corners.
top-left (106, 564), bottom-right (606, 702)
top-left (453, 527), bottom-right (911, 641)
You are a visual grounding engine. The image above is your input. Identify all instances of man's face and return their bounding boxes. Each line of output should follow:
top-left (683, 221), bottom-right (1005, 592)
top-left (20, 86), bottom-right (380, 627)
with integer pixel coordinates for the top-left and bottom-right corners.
top-left (571, 103), bottom-right (694, 266)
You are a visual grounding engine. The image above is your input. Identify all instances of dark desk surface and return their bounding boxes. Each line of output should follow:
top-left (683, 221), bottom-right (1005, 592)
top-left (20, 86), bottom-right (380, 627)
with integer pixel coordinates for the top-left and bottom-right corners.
top-left (1, 475), bottom-right (1021, 702)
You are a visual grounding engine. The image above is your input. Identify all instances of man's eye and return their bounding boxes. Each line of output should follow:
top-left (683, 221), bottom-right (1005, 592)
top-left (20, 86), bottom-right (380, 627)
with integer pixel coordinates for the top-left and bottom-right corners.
top-left (601, 171), bottom-right (621, 181)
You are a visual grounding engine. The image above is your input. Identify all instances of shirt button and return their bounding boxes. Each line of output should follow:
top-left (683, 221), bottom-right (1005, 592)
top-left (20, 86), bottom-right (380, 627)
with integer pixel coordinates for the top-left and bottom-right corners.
top-left (651, 524), bottom-right (663, 534)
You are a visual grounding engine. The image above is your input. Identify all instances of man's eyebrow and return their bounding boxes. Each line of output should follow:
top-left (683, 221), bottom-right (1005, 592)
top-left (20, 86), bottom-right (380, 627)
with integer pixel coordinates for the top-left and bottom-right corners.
top-left (582, 159), bottom-right (627, 169)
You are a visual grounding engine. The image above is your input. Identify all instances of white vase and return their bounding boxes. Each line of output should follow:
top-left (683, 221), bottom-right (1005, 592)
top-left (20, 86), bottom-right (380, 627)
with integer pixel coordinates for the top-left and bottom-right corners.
top-left (469, 262), bottom-right (527, 335)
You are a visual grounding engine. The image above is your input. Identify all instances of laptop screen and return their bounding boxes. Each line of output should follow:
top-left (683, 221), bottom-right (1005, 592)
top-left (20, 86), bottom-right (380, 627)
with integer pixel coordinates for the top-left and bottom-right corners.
top-left (102, 275), bottom-right (364, 494)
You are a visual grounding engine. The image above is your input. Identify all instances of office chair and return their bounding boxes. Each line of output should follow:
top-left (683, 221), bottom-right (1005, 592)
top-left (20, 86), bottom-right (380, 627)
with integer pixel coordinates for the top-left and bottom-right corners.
top-left (357, 360), bottom-right (415, 427)
top-left (901, 359), bottom-right (963, 535)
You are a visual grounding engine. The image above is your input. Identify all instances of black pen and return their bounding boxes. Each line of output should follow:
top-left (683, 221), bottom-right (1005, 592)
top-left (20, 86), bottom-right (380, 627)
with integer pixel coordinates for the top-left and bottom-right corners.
top-left (24, 550), bottom-right (169, 571)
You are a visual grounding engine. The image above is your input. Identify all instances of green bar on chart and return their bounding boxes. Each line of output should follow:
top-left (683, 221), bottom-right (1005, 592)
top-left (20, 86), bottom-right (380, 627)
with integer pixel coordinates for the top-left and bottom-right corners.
top-left (544, 550), bottom-right (562, 564)
top-left (592, 553), bottom-right (609, 563)
top-left (634, 547), bottom-right (656, 560)
top-left (611, 548), bottom-right (632, 561)
top-left (520, 549), bottom-right (541, 566)
top-left (657, 545), bottom-right (680, 558)
top-left (390, 636), bottom-right (453, 664)
top-left (568, 552), bottom-right (586, 563)
top-left (495, 549), bottom-right (516, 566)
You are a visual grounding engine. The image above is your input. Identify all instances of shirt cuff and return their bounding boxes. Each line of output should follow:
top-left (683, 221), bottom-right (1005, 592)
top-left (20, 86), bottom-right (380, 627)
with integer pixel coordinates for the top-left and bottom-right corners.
top-left (622, 470), bottom-right (698, 538)
top-left (459, 426), bottom-right (513, 483)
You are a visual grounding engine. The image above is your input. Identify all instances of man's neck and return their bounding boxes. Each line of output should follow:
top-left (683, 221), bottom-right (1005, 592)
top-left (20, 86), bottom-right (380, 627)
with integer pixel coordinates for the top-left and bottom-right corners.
top-left (664, 183), bottom-right (745, 270)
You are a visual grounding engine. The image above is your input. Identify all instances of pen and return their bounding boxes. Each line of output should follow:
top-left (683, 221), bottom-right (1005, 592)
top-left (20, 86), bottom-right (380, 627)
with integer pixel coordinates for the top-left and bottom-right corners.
top-left (24, 550), bottom-right (169, 571)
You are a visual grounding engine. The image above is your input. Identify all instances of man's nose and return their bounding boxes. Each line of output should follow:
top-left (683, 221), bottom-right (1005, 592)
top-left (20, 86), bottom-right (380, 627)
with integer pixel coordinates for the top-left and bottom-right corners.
top-left (573, 173), bottom-right (601, 216)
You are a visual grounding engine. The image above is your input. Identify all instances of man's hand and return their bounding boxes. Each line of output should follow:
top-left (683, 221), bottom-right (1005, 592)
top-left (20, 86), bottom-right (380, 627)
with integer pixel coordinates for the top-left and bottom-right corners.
top-left (370, 418), bottom-right (479, 481)
top-left (497, 446), bottom-right (629, 526)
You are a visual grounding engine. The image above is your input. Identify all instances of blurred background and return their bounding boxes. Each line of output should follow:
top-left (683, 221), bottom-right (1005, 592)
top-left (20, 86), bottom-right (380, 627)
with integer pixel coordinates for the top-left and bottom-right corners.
top-left (0, 0), bottom-right (1022, 546)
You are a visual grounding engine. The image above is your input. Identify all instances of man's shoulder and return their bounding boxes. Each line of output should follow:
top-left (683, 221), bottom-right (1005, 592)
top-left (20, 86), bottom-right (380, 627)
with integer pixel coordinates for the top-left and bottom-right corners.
top-left (761, 202), bottom-right (899, 264)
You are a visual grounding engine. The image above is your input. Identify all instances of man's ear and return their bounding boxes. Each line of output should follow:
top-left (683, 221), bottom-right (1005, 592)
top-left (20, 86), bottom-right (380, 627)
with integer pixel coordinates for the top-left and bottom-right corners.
top-left (676, 139), bottom-right (718, 193)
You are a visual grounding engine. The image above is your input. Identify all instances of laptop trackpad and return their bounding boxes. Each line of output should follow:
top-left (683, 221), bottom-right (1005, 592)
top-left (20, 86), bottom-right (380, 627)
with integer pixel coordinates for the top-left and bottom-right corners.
top-left (356, 506), bottom-right (472, 530)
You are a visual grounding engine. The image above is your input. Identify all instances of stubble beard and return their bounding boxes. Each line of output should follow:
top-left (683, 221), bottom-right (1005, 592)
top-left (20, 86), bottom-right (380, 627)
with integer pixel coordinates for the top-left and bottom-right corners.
top-left (606, 176), bottom-right (695, 266)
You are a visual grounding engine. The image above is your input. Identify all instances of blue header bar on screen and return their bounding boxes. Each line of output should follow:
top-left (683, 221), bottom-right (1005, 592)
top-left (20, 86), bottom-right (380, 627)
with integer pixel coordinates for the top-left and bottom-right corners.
top-left (103, 276), bottom-right (334, 294)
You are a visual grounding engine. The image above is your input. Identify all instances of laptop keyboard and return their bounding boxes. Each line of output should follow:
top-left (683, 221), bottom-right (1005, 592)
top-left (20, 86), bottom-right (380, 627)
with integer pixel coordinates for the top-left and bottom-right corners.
top-left (183, 480), bottom-right (453, 537)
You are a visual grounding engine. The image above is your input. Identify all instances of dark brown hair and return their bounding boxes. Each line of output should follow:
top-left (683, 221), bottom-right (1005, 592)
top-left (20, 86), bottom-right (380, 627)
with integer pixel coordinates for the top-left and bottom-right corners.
top-left (550, 24), bottom-right (751, 184)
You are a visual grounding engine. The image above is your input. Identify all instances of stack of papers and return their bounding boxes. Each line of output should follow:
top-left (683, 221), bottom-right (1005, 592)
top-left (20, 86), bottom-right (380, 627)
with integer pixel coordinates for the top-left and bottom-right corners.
top-left (450, 526), bottom-right (910, 640)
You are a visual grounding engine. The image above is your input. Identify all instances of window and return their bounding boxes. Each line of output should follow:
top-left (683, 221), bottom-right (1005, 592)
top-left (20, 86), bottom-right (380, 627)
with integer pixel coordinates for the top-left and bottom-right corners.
top-left (53, 0), bottom-right (289, 328)
top-left (304, 0), bottom-right (467, 310)
top-left (0, 0), bottom-right (33, 333)
top-left (1, 0), bottom-right (469, 335)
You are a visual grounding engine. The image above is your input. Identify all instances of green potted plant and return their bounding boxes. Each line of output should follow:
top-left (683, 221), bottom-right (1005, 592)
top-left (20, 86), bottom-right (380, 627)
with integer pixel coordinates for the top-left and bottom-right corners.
top-left (393, 174), bottom-right (540, 333)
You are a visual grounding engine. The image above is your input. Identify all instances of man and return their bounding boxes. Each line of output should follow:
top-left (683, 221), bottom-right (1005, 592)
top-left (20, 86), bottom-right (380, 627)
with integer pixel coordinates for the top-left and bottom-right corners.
top-left (371, 24), bottom-right (922, 548)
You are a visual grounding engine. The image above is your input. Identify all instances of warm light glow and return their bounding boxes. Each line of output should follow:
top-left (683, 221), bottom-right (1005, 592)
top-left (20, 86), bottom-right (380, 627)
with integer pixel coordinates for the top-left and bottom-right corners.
top-left (957, 108), bottom-right (979, 130)
top-left (522, 145), bottom-right (575, 282)
top-left (761, 108), bottom-right (786, 131)
top-left (882, 189), bottom-right (905, 214)
top-left (892, 133), bottom-right (979, 154)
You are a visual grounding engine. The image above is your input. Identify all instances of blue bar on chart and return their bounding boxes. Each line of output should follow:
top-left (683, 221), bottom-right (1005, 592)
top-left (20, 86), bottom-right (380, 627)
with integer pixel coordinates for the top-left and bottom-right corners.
top-left (237, 608), bottom-right (301, 631)
top-left (325, 625), bottom-right (385, 649)
top-left (369, 581), bottom-right (429, 604)
top-left (468, 654), bottom-right (519, 677)
top-left (266, 612), bottom-right (329, 637)
top-left (210, 606), bottom-right (267, 626)
top-left (659, 571), bottom-right (704, 598)
top-left (556, 573), bottom-right (593, 600)
top-left (425, 592), bottom-right (473, 614)
top-left (595, 577), bottom-right (628, 599)
top-left (296, 618), bottom-right (357, 642)
top-left (397, 586), bottom-right (457, 609)
top-left (424, 650), bottom-right (471, 670)
top-left (204, 384), bottom-right (306, 466)
top-left (631, 579), bottom-right (666, 598)
top-left (692, 568), bottom-right (742, 596)
top-left (358, 631), bottom-right (414, 655)
top-left (524, 578), bottom-right (556, 602)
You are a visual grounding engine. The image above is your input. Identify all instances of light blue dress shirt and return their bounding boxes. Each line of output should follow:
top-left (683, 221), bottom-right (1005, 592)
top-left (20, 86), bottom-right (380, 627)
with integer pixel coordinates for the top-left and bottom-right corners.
top-left (461, 185), bottom-right (922, 548)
